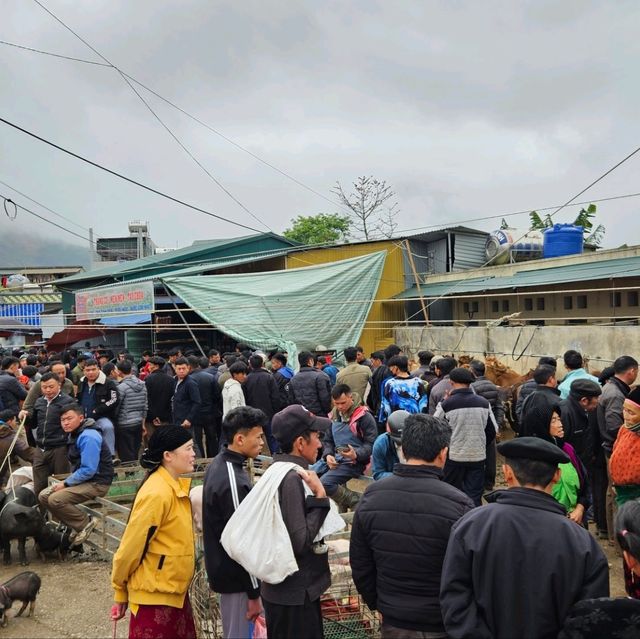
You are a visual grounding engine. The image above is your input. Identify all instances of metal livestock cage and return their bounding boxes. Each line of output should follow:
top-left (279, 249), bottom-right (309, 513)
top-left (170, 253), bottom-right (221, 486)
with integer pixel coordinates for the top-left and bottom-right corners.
top-left (49, 456), bottom-right (379, 639)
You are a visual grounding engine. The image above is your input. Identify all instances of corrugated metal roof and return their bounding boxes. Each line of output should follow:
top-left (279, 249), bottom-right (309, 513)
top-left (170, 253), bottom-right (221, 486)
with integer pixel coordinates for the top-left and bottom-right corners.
top-left (126, 249), bottom-right (292, 284)
top-left (54, 233), bottom-right (298, 286)
top-left (395, 255), bottom-right (640, 299)
top-left (75, 249), bottom-right (293, 290)
top-left (0, 293), bottom-right (61, 303)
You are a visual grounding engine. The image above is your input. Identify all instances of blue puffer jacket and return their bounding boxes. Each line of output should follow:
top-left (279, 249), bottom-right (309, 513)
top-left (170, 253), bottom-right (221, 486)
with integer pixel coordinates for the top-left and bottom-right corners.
top-left (371, 432), bottom-right (400, 480)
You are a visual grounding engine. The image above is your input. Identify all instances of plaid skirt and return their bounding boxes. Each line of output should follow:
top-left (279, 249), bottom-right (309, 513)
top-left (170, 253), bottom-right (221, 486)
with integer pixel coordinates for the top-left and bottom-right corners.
top-left (129, 594), bottom-right (196, 639)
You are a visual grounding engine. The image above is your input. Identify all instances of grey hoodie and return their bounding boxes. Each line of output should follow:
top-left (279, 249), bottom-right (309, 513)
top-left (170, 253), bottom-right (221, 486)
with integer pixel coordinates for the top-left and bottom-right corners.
top-left (116, 375), bottom-right (148, 427)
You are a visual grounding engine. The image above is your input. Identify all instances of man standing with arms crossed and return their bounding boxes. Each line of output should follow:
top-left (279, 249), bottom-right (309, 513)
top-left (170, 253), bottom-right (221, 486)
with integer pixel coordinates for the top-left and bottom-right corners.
top-left (31, 372), bottom-right (76, 498)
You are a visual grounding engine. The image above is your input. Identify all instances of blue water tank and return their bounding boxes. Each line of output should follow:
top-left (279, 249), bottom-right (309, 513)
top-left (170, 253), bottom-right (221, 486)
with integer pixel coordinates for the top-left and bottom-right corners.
top-left (543, 224), bottom-right (583, 258)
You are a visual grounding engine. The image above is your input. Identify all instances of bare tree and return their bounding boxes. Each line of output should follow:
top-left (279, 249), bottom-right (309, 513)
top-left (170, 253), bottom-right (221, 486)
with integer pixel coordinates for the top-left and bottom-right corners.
top-left (332, 176), bottom-right (399, 240)
top-left (377, 205), bottom-right (399, 238)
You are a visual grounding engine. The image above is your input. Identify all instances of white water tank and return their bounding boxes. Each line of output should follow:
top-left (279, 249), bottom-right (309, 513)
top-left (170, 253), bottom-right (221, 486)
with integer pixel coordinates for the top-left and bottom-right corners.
top-left (485, 229), bottom-right (544, 265)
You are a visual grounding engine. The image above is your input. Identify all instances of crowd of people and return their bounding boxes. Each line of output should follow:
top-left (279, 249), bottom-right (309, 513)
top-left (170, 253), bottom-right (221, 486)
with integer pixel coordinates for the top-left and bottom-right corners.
top-left (1, 341), bottom-right (640, 638)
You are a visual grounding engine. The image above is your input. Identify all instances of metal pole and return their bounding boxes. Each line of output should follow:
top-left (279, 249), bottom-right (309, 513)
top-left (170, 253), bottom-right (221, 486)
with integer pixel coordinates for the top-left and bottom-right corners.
top-left (160, 280), bottom-right (207, 357)
top-left (89, 227), bottom-right (94, 269)
top-left (404, 239), bottom-right (430, 326)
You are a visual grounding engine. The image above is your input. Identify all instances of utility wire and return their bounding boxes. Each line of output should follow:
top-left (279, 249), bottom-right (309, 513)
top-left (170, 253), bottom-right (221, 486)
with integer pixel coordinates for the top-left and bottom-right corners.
top-left (0, 39), bottom-right (110, 66)
top-left (32, 0), bottom-right (273, 232)
top-left (401, 143), bottom-right (640, 324)
top-left (0, 182), bottom-right (174, 262)
top-left (394, 191), bottom-right (640, 236)
top-left (0, 31), bottom-right (348, 214)
top-left (0, 177), bottom-right (92, 232)
top-left (121, 72), bottom-right (349, 213)
top-left (2, 191), bottom-right (93, 243)
top-left (116, 70), bottom-right (272, 232)
top-left (0, 116), bottom-right (264, 234)
top-left (3, 32), bottom-right (640, 234)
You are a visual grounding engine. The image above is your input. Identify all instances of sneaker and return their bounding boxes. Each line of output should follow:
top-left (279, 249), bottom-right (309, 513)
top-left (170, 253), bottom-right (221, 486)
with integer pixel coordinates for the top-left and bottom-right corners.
top-left (70, 517), bottom-right (97, 546)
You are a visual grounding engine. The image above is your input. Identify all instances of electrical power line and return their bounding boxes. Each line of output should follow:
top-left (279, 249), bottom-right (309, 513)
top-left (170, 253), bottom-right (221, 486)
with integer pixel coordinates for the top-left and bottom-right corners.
top-left (0, 38), bottom-right (110, 66)
top-left (2, 191), bottom-right (93, 243)
top-left (0, 32), bottom-right (349, 214)
top-left (0, 115), bottom-right (264, 234)
top-left (0, 177), bottom-right (92, 232)
top-left (4, 32), bottom-right (640, 240)
top-left (117, 70), bottom-right (273, 232)
top-left (401, 144), bottom-right (640, 324)
top-left (393, 191), bottom-right (640, 236)
top-left (31, 0), bottom-right (274, 233)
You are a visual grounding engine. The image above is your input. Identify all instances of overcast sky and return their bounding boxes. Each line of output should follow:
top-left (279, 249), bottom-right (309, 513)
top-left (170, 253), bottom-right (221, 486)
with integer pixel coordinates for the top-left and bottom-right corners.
top-left (1, 0), bottom-right (639, 263)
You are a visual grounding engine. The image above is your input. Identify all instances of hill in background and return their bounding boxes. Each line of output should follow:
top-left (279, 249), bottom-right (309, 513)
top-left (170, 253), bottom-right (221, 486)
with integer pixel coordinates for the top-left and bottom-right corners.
top-left (2, 228), bottom-right (91, 269)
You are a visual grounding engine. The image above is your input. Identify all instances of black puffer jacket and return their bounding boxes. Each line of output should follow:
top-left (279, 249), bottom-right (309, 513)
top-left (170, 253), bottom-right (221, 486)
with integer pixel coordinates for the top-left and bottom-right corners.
top-left (243, 368), bottom-right (281, 419)
top-left (287, 367), bottom-right (332, 415)
top-left (0, 370), bottom-right (27, 412)
top-left (33, 392), bottom-right (76, 449)
top-left (350, 464), bottom-right (474, 633)
top-left (471, 376), bottom-right (505, 426)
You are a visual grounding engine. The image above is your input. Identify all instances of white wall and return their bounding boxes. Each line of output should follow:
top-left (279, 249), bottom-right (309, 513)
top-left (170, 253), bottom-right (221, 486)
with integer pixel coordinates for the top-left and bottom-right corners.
top-left (394, 325), bottom-right (640, 374)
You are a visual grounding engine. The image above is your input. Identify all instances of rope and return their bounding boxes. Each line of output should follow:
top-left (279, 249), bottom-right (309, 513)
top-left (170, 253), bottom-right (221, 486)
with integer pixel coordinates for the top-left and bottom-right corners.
top-left (511, 326), bottom-right (540, 362)
top-left (0, 416), bottom-right (28, 501)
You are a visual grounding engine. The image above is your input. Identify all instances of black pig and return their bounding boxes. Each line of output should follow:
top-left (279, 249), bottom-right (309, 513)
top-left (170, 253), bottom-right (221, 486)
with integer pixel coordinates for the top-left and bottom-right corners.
top-left (0, 487), bottom-right (45, 565)
top-left (0, 571), bottom-right (42, 627)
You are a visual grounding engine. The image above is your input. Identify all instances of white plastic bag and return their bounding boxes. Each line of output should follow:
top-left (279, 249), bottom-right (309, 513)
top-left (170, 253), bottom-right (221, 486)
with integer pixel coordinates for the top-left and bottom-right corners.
top-left (302, 483), bottom-right (346, 541)
top-left (220, 461), bottom-right (346, 584)
top-left (221, 462), bottom-right (300, 584)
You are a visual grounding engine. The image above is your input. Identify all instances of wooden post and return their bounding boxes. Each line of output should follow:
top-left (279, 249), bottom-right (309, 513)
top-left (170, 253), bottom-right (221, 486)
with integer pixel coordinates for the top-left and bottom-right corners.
top-left (404, 239), bottom-right (430, 325)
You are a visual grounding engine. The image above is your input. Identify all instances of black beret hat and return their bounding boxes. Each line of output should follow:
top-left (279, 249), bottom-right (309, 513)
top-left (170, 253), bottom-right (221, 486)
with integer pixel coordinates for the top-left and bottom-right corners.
top-left (449, 367), bottom-right (476, 385)
top-left (569, 379), bottom-right (602, 398)
top-left (498, 436), bottom-right (570, 465)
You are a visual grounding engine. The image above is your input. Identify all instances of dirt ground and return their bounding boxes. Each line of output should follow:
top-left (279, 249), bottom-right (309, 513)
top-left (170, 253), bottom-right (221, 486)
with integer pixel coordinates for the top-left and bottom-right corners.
top-left (0, 530), bottom-right (625, 638)
top-left (1, 549), bottom-right (128, 639)
top-left (0, 447), bottom-right (627, 637)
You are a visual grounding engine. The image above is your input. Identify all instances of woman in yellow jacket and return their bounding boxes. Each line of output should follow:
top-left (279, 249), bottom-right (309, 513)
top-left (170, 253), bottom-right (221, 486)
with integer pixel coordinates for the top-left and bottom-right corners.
top-left (111, 425), bottom-right (196, 639)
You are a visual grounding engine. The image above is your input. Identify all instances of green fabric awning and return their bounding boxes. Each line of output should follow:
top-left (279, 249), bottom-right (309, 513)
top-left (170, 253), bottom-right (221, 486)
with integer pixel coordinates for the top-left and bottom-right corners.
top-left (164, 251), bottom-right (386, 365)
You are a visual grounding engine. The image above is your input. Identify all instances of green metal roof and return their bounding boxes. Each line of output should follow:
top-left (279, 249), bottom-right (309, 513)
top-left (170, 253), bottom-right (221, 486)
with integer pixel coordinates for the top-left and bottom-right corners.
top-left (395, 255), bottom-right (640, 299)
top-left (78, 248), bottom-right (294, 288)
top-left (54, 233), bottom-right (298, 288)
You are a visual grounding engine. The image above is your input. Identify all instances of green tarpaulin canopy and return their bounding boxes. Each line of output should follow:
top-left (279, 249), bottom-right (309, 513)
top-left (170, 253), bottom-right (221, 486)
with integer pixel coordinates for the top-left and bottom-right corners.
top-left (163, 251), bottom-right (386, 365)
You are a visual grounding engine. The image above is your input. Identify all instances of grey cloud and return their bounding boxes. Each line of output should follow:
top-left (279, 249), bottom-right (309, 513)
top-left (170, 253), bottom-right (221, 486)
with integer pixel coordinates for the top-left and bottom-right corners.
top-left (1, 0), bottom-right (639, 256)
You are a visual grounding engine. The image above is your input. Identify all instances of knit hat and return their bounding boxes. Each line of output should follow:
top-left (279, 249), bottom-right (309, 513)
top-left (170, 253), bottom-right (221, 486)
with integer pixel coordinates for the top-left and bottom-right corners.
top-left (140, 425), bottom-right (192, 470)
